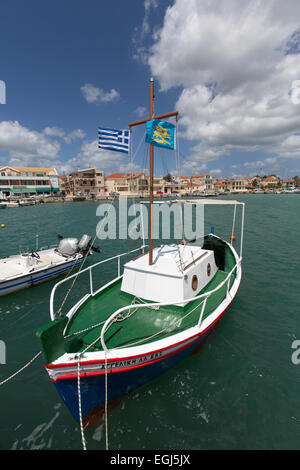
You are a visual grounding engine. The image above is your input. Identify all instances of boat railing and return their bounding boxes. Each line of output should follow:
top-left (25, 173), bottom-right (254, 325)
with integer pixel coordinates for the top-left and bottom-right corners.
top-left (50, 245), bottom-right (147, 320)
top-left (99, 257), bottom-right (242, 354)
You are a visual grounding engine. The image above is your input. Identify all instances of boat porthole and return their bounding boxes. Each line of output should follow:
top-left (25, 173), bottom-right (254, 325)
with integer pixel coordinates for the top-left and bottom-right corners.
top-left (207, 263), bottom-right (211, 276)
top-left (191, 275), bottom-right (198, 291)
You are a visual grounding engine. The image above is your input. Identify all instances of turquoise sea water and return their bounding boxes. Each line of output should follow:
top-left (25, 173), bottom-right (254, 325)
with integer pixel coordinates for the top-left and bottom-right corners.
top-left (0, 194), bottom-right (299, 450)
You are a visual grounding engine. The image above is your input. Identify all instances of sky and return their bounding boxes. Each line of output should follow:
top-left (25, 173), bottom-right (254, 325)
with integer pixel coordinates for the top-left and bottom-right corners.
top-left (1, 0), bottom-right (300, 179)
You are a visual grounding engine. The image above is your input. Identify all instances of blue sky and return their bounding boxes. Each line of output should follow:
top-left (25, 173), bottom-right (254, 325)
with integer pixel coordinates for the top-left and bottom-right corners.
top-left (1, 0), bottom-right (300, 179)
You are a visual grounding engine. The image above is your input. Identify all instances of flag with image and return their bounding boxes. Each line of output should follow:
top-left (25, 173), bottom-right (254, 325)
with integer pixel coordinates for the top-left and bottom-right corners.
top-left (145, 119), bottom-right (176, 150)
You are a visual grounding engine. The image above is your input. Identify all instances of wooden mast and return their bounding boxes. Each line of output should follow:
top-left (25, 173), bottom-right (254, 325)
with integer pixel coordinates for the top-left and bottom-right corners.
top-left (149, 77), bottom-right (154, 265)
top-left (128, 78), bottom-right (178, 266)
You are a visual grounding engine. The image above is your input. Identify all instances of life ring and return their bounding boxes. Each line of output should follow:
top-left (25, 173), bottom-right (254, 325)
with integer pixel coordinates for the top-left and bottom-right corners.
top-left (191, 275), bottom-right (198, 291)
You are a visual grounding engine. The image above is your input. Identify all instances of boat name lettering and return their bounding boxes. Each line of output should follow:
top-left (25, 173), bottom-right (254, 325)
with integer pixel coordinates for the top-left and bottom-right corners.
top-left (96, 351), bottom-right (163, 370)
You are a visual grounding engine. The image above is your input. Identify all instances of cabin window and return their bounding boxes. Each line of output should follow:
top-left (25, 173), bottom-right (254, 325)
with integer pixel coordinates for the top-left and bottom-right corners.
top-left (191, 275), bottom-right (198, 291)
top-left (207, 263), bottom-right (211, 276)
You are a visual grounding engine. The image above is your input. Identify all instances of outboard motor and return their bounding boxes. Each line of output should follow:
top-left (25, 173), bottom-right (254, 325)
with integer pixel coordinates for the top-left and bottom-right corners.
top-left (78, 234), bottom-right (92, 254)
top-left (57, 238), bottom-right (79, 257)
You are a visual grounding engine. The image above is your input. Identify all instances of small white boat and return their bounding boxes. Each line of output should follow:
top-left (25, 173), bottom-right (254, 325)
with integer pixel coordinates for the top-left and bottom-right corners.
top-left (18, 200), bottom-right (36, 206)
top-left (0, 234), bottom-right (99, 296)
top-left (4, 202), bottom-right (19, 208)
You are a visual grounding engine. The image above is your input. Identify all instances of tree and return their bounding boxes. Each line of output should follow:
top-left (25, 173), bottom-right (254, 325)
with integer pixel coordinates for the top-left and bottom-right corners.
top-left (163, 173), bottom-right (174, 182)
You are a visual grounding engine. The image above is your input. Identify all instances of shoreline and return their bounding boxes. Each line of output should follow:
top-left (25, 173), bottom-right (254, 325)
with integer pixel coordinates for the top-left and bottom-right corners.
top-left (0, 190), bottom-right (299, 208)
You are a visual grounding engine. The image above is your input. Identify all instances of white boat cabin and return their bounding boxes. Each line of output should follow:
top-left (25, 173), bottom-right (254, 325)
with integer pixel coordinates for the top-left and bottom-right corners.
top-left (121, 243), bottom-right (218, 306)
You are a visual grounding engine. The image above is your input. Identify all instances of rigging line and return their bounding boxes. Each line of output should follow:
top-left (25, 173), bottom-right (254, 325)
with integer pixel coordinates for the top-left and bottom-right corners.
top-left (158, 148), bottom-right (169, 176)
top-left (144, 142), bottom-right (150, 175)
top-left (132, 130), bottom-right (146, 163)
top-left (175, 119), bottom-right (181, 179)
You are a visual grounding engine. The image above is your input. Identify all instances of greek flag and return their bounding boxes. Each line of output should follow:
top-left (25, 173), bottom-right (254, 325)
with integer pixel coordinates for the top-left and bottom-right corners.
top-left (98, 127), bottom-right (130, 154)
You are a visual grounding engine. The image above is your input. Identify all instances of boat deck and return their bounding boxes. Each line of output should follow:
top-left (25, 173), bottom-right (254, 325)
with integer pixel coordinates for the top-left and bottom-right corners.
top-left (0, 249), bottom-right (71, 280)
top-left (65, 245), bottom-right (237, 353)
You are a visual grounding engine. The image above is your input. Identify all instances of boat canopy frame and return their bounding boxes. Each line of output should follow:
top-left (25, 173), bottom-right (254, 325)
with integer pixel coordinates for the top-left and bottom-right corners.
top-left (139, 198), bottom-right (245, 258)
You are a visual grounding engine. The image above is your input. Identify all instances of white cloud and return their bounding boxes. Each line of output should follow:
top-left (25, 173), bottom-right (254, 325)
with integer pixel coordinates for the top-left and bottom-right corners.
top-left (244, 157), bottom-right (279, 169)
top-left (68, 129), bottom-right (85, 140)
top-left (43, 127), bottom-right (65, 140)
top-left (132, 0), bottom-right (159, 63)
top-left (54, 139), bottom-right (141, 176)
top-left (147, 0), bottom-right (300, 168)
top-left (44, 127), bottom-right (85, 144)
top-left (274, 134), bottom-right (300, 158)
top-left (0, 121), bottom-right (60, 163)
top-left (134, 106), bottom-right (147, 117)
top-left (210, 168), bottom-right (222, 176)
top-left (80, 83), bottom-right (120, 104)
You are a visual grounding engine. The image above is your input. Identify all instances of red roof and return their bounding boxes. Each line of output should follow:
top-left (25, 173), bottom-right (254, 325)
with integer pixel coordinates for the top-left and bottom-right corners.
top-left (106, 173), bottom-right (129, 179)
top-left (264, 175), bottom-right (279, 182)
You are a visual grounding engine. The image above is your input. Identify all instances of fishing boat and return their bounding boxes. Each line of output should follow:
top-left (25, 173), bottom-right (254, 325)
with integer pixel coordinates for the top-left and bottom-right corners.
top-left (0, 234), bottom-right (99, 296)
top-left (37, 78), bottom-right (245, 428)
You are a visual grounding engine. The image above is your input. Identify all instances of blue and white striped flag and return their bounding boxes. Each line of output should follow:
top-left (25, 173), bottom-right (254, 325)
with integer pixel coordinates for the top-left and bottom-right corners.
top-left (98, 127), bottom-right (130, 154)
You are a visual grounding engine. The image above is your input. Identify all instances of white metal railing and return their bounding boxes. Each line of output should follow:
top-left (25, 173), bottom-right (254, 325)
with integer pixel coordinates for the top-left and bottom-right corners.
top-left (50, 245), bottom-right (147, 321)
top-left (99, 256), bottom-right (242, 354)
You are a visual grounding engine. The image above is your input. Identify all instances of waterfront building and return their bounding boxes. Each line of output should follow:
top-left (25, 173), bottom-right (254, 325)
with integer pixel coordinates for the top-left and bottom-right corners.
top-left (105, 173), bottom-right (133, 196)
top-left (214, 179), bottom-right (226, 193)
top-left (105, 172), bottom-right (149, 197)
top-left (191, 174), bottom-right (214, 192)
top-left (0, 166), bottom-right (59, 197)
top-left (261, 175), bottom-right (280, 188)
top-left (127, 173), bottom-right (149, 196)
top-left (224, 178), bottom-right (247, 192)
top-left (282, 179), bottom-right (295, 190)
top-left (64, 168), bottom-right (105, 198)
top-left (183, 181), bottom-right (204, 194)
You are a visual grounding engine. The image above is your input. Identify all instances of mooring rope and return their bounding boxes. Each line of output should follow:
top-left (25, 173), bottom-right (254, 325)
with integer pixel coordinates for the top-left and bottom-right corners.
top-left (0, 351), bottom-right (42, 386)
top-left (77, 357), bottom-right (87, 450)
top-left (104, 352), bottom-right (109, 451)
